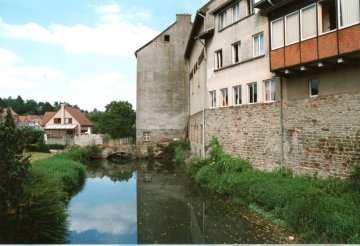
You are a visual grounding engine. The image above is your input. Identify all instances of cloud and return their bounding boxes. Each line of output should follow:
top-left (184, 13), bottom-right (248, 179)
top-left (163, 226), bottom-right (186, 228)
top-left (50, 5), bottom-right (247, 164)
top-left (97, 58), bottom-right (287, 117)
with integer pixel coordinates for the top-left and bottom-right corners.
top-left (0, 48), bottom-right (65, 90)
top-left (0, 3), bottom-right (159, 57)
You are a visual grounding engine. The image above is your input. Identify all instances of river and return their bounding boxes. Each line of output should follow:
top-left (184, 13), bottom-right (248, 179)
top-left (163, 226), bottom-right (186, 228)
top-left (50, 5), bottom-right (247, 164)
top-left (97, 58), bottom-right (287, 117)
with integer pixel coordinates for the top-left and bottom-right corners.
top-left (66, 159), bottom-right (289, 244)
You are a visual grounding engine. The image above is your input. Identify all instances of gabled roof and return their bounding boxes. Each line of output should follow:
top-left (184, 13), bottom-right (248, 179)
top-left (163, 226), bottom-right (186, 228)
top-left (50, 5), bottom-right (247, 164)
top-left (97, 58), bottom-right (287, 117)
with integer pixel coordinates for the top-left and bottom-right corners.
top-left (65, 106), bottom-right (93, 126)
top-left (41, 106), bottom-right (93, 127)
top-left (41, 112), bottom-right (56, 126)
top-left (134, 22), bottom-right (176, 57)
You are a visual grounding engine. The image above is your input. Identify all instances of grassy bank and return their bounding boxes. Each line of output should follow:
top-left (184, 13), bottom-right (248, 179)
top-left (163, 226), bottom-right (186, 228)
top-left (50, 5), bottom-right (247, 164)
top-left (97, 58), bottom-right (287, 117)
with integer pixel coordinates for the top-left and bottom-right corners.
top-left (186, 138), bottom-right (360, 243)
top-left (3, 147), bottom-right (89, 243)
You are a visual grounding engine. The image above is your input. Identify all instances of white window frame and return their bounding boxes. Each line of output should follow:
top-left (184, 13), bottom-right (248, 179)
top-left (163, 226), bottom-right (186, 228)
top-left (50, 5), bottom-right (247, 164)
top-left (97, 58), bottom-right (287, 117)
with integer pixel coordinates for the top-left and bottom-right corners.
top-left (338, 0), bottom-right (360, 29)
top-left (215, 50), bottom-right (223, 69)
top-left (247, 0), bottom-right (254, 15)
top-left (264, 79), bottom-right (276, 102)
top-left (300, 3), bottom-right (317, 41)
top-left (317, 0), bottom-right (337, 35)
top-left (285, 11), bottom-right (300, 45)
top-left (218, 11), bottom-right (227, 30)
top-left (232, 41), bottom-right (241, 63)
top-left (248, 82), bottom-right (258, 103)
top-left (309, 79), bottom-right (319, 97)
top-left (210, 90), bottom-right (217, 108)
top-left (233, 85), bottom-right (242, 105)
top-left (253, 32), bottom-right (264, 57)
top-left (233, 3), bottom-right (240, 23)
top-left (143, 132), bottom-right (150, 142)
top-left (220, 88), bottom-right (229, 107)
top-left (271, 17), bottom-right (284, 50)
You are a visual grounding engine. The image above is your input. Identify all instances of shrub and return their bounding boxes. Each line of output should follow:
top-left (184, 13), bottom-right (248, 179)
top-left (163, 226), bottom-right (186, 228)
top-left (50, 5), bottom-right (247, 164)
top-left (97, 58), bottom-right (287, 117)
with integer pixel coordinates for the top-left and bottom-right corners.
top-left (188, 136), bottom-right (360, 243)
top-left (46, 144), bottom-right (66, 150)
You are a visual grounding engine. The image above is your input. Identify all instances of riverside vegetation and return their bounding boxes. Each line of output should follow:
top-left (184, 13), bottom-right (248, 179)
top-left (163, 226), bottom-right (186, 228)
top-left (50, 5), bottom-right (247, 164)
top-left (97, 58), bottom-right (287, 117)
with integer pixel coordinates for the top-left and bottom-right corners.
top-left (185, 137), bottom-right (360, 243)
top-left (0, 109), bottom-right (99, 243)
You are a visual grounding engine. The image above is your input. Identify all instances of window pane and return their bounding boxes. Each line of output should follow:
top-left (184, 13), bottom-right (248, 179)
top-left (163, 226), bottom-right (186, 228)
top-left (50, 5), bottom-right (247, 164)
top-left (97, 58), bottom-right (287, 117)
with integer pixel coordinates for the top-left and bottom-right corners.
top-left (310, 79), bottom-right (319, 96)
top-left (339, 0), bottom-right (360, 27)
top-left (301, 4), bottom-right (317, 39)
top-left (254, 83), bottom-right (257, 102)
top-left (286, 12), bottom-right (299, 44)
top-left (271, 18), bottom-right (284, 49)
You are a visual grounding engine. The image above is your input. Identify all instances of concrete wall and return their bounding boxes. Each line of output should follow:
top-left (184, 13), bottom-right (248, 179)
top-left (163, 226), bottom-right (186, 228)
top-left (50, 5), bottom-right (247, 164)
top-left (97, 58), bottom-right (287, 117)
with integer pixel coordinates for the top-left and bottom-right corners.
top-left (136, 14), bottom-right (192, 144)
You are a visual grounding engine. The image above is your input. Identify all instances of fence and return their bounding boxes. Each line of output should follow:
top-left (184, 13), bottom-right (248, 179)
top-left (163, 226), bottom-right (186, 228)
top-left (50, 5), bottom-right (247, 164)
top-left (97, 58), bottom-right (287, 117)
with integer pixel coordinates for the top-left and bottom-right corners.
top-left (119, 137), bottom-right (135, 145)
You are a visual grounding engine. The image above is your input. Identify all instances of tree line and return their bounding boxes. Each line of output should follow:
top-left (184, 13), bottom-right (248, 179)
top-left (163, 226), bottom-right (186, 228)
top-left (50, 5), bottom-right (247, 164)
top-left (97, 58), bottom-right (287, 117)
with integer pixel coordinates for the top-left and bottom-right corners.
top-left (0, 96), bottom-right (135, 139)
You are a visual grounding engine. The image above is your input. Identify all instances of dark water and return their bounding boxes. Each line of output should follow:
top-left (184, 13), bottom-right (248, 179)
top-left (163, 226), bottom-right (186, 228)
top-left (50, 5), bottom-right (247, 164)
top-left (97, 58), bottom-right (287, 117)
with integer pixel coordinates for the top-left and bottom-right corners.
top-left (66, 160), bottom-right (289, 244)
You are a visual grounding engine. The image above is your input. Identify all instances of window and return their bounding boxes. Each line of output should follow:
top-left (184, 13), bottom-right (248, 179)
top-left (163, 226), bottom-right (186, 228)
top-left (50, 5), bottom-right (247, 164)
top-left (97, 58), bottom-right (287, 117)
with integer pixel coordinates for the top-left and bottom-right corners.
top-left (65, 118), bottom-right (72, 124)
top-left (248, 82), bottom-right (258, 103)
top-left (164, 35), bottom-right (170, 42)
top-left (143, 132), bottom-right (150, 142)
top-left (215, 50), bottom-right (223, 69)
top-left (233, 3), bottom-right (240, 22)
top-left (253, 32), bottom-right (264, 57)
top-left (301, 4), bottom-right (317, 40)
top-left (271, 18), bottom-right (284, 49)
top-left (233, 85), bottom-right (242, 105)
top-left (54, 118), bottom-right (61, 124)
top-left (318, 0), bottom-right (336, 34)
top-left (285, 11), bottom-right (300, 44)
top-left (338, 0), bottom-right (360, 28)
top-left (218, 11), bottom-right (227, 30)
top-left (264, 79), bottom-right (276, 102)
top-left (247, 0), bottom-right (254, 15)
top-left (221, 88), bottom-right (229, 107)
top-left (210, 90), bottom-right (217, 108)
top-left (309, 79), bottom-right (319, 97)
top-left (232, 42), bottom-right (241, 63)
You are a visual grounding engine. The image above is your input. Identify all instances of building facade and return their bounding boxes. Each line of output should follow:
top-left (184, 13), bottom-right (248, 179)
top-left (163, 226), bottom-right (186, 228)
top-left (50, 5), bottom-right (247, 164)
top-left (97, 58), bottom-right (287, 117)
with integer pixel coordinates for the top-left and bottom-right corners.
top-left (136, 0), bottom-right (359, 178)
top-left (135, 14), bottom-right (192, 144)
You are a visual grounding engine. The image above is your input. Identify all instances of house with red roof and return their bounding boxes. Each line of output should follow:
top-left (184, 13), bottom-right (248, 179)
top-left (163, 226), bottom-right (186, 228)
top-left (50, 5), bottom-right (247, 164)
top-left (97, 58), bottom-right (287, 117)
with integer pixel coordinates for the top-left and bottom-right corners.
top-left (41, 103), bottom-right (93, 144)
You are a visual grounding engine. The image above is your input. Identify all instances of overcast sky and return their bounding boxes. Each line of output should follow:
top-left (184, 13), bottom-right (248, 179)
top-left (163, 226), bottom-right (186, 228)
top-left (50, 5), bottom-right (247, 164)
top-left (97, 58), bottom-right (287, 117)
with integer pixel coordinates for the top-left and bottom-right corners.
top-left (0, 0), bottom-right (207, 111)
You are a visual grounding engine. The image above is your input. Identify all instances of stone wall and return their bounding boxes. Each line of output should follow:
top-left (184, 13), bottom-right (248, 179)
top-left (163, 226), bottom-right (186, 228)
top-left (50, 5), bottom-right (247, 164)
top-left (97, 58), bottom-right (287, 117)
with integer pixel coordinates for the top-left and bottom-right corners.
top-left (191, 92), bottom-right (360, 178)
top-left (203, 103), bottom-right (282, 172)
top-left (136, 128), bottom-right (185, 145)
top-left (283, 92), bottom-right (360, 178)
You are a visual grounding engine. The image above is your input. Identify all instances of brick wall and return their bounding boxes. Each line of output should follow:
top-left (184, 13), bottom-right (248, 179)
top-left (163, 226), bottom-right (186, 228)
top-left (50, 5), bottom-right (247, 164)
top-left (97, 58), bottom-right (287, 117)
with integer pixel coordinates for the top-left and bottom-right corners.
top-left (194, 92), bottom-right (360, 178)
top-left (300, 38), bottom-right (318, 63)
top-left (270, 48), bottom-right (285, 70)
top-left (339, 24), bottom-right (360, 54)
top-left (285, 43), bottom-right (300, 66)
top-left (318, 32), bottom-right (338, 59)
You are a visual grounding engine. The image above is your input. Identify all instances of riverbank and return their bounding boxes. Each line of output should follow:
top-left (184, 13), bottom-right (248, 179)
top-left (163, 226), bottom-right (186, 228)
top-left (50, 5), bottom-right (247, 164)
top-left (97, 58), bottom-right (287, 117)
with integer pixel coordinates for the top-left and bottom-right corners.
top-left (185, 138), bottom-right (360, 243)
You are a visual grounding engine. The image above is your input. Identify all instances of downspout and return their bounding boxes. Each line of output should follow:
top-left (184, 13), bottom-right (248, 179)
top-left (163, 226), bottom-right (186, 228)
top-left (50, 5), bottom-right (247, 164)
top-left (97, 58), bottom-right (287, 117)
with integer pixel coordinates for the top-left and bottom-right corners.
top-left (280, 76), bottom-right (284, 168)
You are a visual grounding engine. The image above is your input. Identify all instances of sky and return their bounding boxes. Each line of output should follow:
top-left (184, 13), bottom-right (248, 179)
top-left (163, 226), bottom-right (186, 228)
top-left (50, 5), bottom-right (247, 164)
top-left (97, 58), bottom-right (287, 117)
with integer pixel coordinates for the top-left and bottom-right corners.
top-left (0, 0), bottom-right (207, 111)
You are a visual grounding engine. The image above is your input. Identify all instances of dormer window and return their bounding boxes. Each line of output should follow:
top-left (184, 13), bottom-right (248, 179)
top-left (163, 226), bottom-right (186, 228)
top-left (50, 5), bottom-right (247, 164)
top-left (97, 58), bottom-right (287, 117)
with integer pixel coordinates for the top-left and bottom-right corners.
top-left (54, 118), bottom-right (61, 124)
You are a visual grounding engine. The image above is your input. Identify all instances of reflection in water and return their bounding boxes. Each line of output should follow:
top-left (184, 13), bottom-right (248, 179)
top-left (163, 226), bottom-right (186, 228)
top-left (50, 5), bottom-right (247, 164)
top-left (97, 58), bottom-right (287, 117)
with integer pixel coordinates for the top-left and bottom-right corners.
top-left (67, 160), bottom-right (288, 244)
top-left (66, 163), bottom-right (137, 244)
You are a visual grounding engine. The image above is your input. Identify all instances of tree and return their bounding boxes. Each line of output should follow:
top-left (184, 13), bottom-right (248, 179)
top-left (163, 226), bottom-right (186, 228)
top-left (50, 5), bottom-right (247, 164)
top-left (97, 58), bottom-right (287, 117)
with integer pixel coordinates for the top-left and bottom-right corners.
top-left (98, 101), bottom-right (135, 138)
top-left (0, 109), bottom-right (30, 242)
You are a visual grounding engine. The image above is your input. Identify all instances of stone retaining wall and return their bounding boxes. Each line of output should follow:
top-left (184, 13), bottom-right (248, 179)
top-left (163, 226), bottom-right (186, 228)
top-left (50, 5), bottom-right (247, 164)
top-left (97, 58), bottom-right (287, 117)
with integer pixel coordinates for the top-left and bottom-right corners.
top-left (190, 92), bottom-right (360, 178)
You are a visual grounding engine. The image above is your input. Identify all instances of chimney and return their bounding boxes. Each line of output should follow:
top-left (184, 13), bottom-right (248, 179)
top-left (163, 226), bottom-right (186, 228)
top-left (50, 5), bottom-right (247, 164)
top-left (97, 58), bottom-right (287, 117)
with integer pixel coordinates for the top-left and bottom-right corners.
top-left (176, 14), bottom-right (191, 23)
top-left (60, 102), bottom-right (65, 125)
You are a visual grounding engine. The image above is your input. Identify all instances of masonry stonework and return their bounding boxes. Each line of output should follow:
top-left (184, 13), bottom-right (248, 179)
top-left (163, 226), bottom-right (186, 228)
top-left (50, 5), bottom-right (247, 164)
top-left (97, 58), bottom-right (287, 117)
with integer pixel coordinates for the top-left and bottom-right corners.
top-left (197, 92), bottom-right (359, 178)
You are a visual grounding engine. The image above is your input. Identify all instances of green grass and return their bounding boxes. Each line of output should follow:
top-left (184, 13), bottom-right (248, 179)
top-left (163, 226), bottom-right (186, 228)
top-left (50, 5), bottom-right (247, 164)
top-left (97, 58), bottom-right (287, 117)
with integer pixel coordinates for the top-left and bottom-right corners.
top-left (186, 137), bottom-right (360, 243)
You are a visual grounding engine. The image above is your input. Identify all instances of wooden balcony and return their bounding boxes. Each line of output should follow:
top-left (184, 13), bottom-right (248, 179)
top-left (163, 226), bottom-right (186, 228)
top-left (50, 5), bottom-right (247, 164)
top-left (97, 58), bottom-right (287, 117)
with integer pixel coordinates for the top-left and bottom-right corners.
top-left (270, 23), bottom-right (360, 71)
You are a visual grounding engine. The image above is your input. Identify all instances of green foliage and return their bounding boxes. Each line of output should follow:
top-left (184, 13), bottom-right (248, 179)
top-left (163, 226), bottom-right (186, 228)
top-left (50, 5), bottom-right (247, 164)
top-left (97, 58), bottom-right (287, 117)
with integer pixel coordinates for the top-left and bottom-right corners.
top-left (185, 156), bottom-right (206, 177)
top-left (349, 163), bottom-right (360, 192)
top-left (189, 136), bottom-right (360, 243)
top-left (18, 126), bottom-right (48, 153)
top-left (146, 146), bottom-right (155, 160)
top-left (31, 156), bottom-right (85, 196)
top-left (46, 143), bottom-right (66, 150)
top-left (56, 145), bottom-right (101, 163)
top-left (87, 101), bottom-right (135, 138)
top-left (157, 140), bottom-right (190, 163)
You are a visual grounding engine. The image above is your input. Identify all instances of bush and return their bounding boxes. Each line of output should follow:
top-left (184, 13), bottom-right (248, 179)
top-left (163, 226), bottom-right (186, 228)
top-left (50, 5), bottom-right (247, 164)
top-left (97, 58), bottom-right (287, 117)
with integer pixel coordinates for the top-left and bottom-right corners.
top-left (46, 144), bottom-right (66, 150)
top-left (188, 137), bottom-right (360, 243)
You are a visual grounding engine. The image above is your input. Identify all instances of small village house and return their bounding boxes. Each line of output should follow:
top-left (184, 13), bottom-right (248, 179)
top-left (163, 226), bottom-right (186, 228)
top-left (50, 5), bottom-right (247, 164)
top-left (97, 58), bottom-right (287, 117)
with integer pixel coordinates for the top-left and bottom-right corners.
top-left (41, 103), bottom-right (93, 144)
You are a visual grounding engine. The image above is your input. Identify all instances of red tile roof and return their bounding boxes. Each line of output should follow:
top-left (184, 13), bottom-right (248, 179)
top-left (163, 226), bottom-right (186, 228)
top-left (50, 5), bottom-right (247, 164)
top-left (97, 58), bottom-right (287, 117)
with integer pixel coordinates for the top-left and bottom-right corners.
top-left (41, 106), bottom-right (93, 127)
top-left (65, 106), bottom-right (93, 126)
top-left (41, 112), bottom-right (56, 126)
